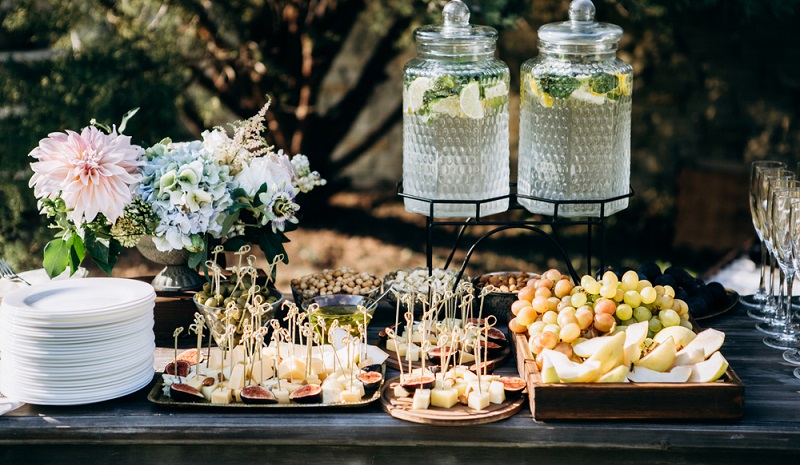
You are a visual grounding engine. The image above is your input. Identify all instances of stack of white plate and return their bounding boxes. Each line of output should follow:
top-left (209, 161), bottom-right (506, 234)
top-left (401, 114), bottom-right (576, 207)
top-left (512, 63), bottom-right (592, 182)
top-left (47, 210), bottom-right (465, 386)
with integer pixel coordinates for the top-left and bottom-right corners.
top-left (0, 278), bottom-right (156, 405)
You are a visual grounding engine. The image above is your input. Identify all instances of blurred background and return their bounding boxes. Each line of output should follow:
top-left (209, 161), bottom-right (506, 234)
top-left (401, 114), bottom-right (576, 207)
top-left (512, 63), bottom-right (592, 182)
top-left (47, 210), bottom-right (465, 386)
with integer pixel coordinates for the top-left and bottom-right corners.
top-left (1, 0), bottom-right (799, 289)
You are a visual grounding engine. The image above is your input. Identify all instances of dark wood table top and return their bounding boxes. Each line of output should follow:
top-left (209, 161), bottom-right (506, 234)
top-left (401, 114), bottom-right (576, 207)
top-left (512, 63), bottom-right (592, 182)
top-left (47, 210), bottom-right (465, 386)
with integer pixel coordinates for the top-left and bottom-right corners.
top-left (2, 301), bottom-right (800, 464)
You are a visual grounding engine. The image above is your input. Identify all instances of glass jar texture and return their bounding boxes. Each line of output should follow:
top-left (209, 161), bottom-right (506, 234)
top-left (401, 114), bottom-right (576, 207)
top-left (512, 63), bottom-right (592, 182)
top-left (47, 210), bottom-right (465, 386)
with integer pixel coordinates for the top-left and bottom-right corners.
top-left (402, 1), bottom-right (510, 218)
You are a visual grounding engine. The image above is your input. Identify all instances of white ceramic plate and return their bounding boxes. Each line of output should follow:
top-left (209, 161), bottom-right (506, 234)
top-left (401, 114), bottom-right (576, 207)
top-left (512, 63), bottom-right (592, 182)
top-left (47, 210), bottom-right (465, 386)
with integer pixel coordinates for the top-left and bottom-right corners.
top-left (2, 278), bottom-right (155, 319)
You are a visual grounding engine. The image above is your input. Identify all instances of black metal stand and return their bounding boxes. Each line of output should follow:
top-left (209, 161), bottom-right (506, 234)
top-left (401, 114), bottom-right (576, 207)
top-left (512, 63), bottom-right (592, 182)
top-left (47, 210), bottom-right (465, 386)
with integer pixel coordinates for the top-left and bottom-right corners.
top-left (397, 182), bottom-right (634, 285)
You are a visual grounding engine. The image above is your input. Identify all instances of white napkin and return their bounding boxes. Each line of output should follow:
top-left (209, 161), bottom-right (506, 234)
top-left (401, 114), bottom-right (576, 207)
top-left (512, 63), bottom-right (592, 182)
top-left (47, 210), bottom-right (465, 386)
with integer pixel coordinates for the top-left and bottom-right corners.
top-left (0, 267), bottom-right (87, 412)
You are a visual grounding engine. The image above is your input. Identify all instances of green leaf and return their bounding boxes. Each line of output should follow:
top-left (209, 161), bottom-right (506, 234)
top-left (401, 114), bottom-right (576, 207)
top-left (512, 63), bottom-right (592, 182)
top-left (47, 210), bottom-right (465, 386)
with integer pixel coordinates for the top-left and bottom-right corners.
top-left (222, 236), bottom-right (249, 252)
top-left (188, 247), bottom-right (207, 269)
top-left (65, 232), bottom-right (86, 274)
top-left (43, 239), bottom-right (70, 278)
top-left (84, 229), bottom-right (110, 264)
top-left (93, 239), bottom-right (122, 276)
top-left (589, 73), bottom-right (619, 94)
top-left (220, 210), bottom-right (241, 237)
top-left (539, 74), bottom-right (581, 99)
top-left (258, 231), bottom-right (289, 264)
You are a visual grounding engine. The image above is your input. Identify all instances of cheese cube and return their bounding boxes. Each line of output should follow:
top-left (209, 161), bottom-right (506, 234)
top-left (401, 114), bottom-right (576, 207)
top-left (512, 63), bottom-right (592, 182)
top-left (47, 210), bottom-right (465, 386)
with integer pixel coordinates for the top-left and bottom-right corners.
top-left (489, 380), bottom-right (505, 404)
top-left (278, 357), bottom-right (307, 381)
top-left (339, 388), bottom-right (362, 403)
top-left (201, 381), bottom-right (219, 400)
top-left (207, 350), bottom-right (223, 370)
top-left (211, 387), bottom-right (233, 404)
top-left (272, 388), bottom-right (290, 404)
top-left (468, 390), bottom-right (491, 410)
top-left (412, 388), bottom-right (431, 410)
top-left (249, 356), bottom-right (275, 384)
top-left (430, 388), bottom-right (459, 409)
top-left (228, 363), bottom-right (246, 391)
top-left (230, 345), bottom-right (247, 366)
top-left (458, 351), bottom-right (476, 364)
top-left (405, 344), bottom-right (420, 362)
top-left (454, 379), bottom-right (468, 398)
top-left (393, 385), bottom-right (411, 398)
top-left (186, 376), bottom-right (205, 390)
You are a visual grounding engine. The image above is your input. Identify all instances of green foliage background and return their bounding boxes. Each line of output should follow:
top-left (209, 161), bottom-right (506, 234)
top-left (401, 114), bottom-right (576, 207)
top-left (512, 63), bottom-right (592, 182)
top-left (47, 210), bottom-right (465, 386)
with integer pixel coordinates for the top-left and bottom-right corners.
top-left (1, 0), bottom-right (799, 272)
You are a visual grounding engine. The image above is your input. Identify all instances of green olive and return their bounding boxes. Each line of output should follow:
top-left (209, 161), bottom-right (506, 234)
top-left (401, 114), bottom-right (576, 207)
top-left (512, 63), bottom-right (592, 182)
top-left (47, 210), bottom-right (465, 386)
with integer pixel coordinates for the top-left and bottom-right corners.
top-left (202, 282), bottom-right (212, 293)
top-left (205, 297), bottom-right (220, 307)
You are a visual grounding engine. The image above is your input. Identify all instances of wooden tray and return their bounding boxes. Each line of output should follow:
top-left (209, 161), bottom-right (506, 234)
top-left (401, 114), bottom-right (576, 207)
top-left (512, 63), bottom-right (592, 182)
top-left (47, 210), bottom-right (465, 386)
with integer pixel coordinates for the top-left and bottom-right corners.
top-left (380, 377), bottom-right (525, 426)
top-left (512, 332), bottom-right (745, 421)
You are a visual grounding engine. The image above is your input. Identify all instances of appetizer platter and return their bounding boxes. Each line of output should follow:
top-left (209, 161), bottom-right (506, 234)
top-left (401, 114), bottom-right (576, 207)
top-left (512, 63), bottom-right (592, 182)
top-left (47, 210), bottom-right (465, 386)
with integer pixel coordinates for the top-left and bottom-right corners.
top-left (380, 373), bottom-right (526, 426)
top-left (505, 268), bottom-right (743, 420)
top-left (149, 249), bottom-right (388, 409)
top-left (376, 280), bottom-right (510, 372)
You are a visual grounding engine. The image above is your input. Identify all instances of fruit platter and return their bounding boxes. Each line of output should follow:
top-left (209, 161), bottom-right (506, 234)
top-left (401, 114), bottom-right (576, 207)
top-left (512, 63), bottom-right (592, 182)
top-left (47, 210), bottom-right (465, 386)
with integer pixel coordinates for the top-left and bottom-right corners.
top-left (506, 267), bottom-right (744, 420)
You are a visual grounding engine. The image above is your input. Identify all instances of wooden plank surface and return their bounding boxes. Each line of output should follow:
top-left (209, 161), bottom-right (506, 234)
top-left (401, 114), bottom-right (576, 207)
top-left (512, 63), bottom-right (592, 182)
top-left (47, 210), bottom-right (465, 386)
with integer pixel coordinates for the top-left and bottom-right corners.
top-left (2, 301), bottom-right (800, 464)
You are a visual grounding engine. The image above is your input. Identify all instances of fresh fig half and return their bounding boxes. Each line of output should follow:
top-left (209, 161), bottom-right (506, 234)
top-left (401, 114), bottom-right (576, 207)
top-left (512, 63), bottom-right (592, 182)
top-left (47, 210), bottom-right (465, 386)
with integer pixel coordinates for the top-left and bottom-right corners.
top-left (356, 371), bottom-right (383, 392)
top-left (164, 360), bottom-right (191, 377)
top-left (400, 375), bottom-right (435, 391)
top-left (289, 384), bottom-right (323, 404)
top-left (170, 383), bottom-right (204, 402)
top-left (497, 376), bottom-right (526, 397)
top-left (241, 385), bottom-right (278, 405)
top-left (427, 346), bottom-right (457, 364)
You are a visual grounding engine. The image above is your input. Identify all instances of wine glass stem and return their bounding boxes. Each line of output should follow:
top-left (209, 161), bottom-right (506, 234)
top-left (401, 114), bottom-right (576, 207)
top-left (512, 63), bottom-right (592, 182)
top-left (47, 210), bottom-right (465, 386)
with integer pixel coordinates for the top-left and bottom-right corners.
top-left (775, 267), bottom-right (785, 321)
top-left (768, 254), bottom-right (778, 307)
top-left (784, 269), bottom-right (796, 334)
top-left (757, 241), bottom-right (768, 296)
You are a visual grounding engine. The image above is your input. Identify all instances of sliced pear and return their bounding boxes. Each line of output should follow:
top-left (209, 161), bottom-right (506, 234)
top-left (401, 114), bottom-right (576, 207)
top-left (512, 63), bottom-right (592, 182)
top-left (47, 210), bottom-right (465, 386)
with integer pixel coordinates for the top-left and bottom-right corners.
top-left (674, 346), bottom-right (705, 366)
top-left (678, 328), bottom-right (725, 360)
top-left (587, 331), bottom-right (626, 374)
top-left (597, 364), bottom-right (630, 383)
top-left (634, 337), bottom-right (676, 372)
top-left (688, 351), bottom-right (729, 383)
top-left (627, 365), bottom-right (691, 383)
top-left (653, 326), bottom-right (696, 350)
top-left (541, 349), bottom-right (602, 383)
top-left (623, 321), bottom-right (649, 365)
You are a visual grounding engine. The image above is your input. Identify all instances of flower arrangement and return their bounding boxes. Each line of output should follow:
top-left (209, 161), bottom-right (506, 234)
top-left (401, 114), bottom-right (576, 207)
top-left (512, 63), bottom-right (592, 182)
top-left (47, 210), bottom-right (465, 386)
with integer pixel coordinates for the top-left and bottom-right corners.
top-left (30, 102), bottom-right (325, 278)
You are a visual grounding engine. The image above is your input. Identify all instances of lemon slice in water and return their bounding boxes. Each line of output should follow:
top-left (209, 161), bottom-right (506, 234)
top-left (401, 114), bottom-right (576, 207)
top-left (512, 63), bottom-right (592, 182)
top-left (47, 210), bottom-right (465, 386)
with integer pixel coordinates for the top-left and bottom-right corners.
top-left (459, 81), bottom-right (484, 119)
top-left (431, 96), bottom-right (461, 117)
top-left (407, 77), bottom-right (432, 113)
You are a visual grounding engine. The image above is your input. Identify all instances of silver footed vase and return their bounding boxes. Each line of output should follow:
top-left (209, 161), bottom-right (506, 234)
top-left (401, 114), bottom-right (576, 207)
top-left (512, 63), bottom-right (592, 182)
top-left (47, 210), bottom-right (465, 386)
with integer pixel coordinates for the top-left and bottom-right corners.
top-left (136, 235), bottom-right (205, 292)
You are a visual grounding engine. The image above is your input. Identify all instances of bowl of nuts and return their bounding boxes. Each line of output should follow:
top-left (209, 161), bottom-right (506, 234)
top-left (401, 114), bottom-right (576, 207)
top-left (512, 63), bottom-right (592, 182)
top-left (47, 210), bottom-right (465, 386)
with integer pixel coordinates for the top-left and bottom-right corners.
top-left (290, 267), bottom-right (382, 305)
top-left (382, 267), bottom-right (470, 315)
top-left (472, 271), bottom-right (538, 323)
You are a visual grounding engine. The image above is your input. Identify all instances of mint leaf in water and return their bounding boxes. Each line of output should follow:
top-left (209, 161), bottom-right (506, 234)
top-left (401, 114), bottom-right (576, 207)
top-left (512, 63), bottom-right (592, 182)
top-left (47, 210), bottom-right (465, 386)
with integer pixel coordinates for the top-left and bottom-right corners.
top-left (539, 75), bottom-right (581, 99)
top-left (589, 73), bottom-right (619, 94)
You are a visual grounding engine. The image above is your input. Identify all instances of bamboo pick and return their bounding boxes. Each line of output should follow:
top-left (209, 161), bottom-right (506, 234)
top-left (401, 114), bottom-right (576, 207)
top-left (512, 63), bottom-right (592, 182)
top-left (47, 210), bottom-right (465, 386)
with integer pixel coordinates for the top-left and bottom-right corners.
top-left (190, 313), bottom-right (205, 374)
top-left (173, 327), bottom-right (184, 382)
top-left (385, 327), bottom-right (403, 381)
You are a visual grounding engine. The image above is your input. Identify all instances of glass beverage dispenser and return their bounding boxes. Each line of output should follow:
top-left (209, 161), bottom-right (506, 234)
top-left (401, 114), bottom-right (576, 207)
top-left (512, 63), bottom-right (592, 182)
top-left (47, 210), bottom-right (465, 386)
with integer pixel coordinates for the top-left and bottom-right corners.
top-left (402, 0), bottom-right (510, 218)
top-left (518, 0), bottom-right (632, 217)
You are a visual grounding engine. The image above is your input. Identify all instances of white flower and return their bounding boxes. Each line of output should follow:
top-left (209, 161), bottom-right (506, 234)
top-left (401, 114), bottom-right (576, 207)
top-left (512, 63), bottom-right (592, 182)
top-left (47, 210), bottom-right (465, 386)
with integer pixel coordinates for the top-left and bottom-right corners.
top-left (136, 140), bottom-right (233, 252)
top-left (233, 155), bottom-right (295, 197)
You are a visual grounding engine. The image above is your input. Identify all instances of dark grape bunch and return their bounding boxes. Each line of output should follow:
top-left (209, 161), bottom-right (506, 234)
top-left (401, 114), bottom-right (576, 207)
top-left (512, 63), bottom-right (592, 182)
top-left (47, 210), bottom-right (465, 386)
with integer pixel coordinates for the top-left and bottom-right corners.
top-left (599, 263), bottom-right (730, 319)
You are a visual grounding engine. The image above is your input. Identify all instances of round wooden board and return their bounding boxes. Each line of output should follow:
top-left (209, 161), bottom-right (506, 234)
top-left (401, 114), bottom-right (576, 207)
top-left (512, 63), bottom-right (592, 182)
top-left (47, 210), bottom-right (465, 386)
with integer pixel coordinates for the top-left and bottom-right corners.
top-left (376, 338), bottom-right (510, 372)
top-left (380, 377), bottom-right (526, 426)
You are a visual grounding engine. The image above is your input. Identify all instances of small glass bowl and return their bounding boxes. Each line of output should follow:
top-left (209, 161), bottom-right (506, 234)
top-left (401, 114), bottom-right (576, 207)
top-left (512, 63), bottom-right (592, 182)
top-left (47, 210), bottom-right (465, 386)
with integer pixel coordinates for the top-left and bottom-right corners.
top-left (193, 288), bottom-right (284, 349)
top-left (301, 294), bottom-right (378, 342)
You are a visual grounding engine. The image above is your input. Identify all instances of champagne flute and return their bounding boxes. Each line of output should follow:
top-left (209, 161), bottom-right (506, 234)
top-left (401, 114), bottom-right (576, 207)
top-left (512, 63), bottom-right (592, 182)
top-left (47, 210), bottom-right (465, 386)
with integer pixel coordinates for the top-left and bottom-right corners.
top-left (742, 161), bottom-right (786, 309)
top-left (764, 195), bottom-right (800, 349)
top-left (749, 169), bottom-right (795, 321)
top-left (758, 183), bottom-right (800, 338)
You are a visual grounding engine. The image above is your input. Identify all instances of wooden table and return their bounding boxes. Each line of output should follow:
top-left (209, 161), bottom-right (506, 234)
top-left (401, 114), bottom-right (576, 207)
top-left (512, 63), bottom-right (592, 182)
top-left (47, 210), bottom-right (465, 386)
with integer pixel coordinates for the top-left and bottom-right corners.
top-left (2, 302), bottom-right (800, 464)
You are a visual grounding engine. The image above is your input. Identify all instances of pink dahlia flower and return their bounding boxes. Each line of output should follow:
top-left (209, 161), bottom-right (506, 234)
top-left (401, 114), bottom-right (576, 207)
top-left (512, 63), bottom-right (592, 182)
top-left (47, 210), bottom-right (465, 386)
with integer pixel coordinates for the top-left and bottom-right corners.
top-left (29, 126), bottom-right (145, 224)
